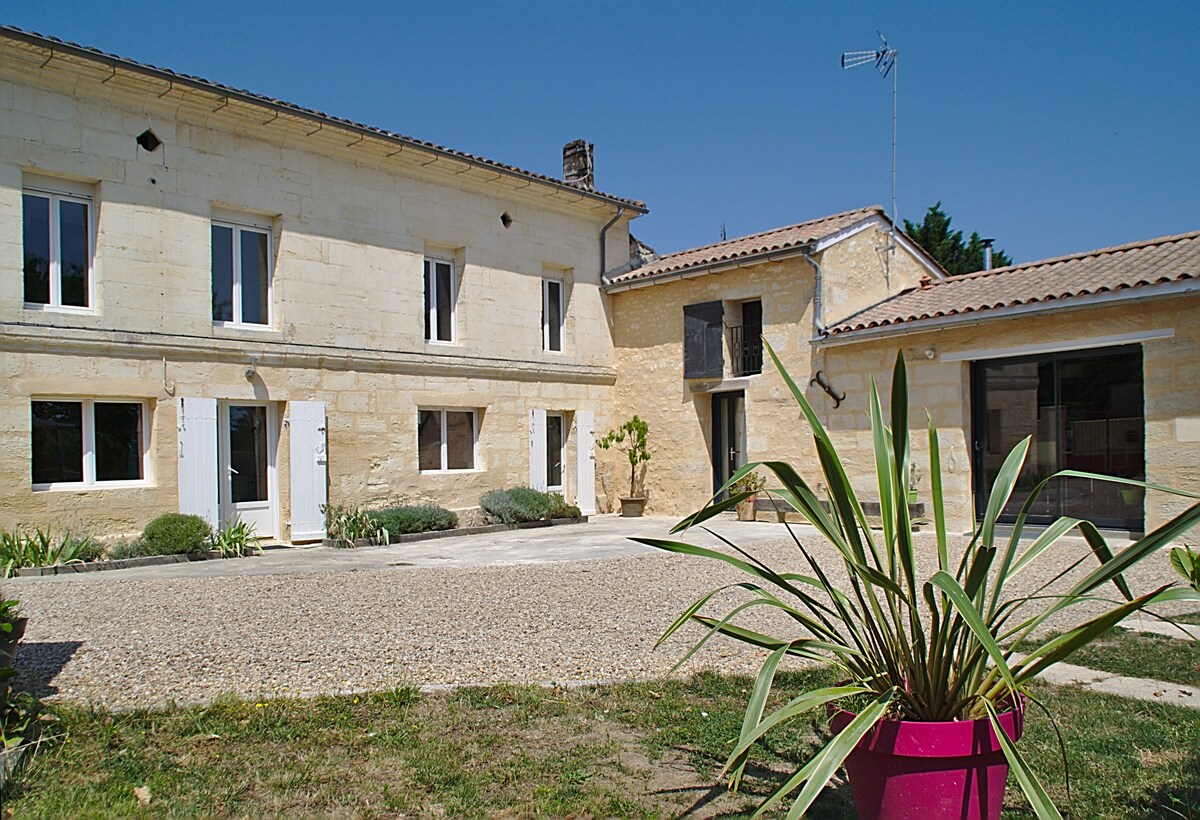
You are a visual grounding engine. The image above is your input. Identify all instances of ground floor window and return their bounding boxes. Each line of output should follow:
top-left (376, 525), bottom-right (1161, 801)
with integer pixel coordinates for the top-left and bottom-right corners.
top-left (31, 399), bottom-right (146, 487)
top-left (546, 414), bottom-right (565, 490)
top-left (418, 409), bottom-right (476, 472)
top-left (970, 345), bottom-right (1144, 530)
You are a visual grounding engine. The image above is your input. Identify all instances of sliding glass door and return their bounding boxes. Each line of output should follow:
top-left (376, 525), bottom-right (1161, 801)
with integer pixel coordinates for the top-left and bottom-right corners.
top-left (970, 346), bottom-right (1144, 530)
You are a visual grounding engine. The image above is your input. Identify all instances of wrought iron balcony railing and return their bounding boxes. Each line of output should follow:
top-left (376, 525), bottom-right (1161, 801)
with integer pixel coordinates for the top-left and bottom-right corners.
top-left (728, 324), bottom-right (763, 376)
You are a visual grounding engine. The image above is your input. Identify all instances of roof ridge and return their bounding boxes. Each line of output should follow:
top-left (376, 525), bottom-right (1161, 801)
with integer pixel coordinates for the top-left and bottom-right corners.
top-left (0, 25), bottom-right (647, 212)
top-left (651, 205), bottom-right (885, 262)
top-left (920, 228), bottom-right (1200, 287)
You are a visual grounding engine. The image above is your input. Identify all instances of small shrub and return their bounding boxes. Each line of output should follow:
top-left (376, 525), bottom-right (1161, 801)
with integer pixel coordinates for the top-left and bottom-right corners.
top-left (479, 490), bottom-right (527, 525)
top-left (0, 529), bottom-right (101, 577)
top-left (506, 487), bottom-right (552, 521)
top-left (367, 505), bottom-right (457, 535)
top-left (211, 518), bottom-right (262, 558)
top-left (322, 504), bottom-right (388, 547)
top-left (140, 514), bottom-right (212, 556)
top-left (548, 493), bottom-right (582, 519)
top-left (105, 539), bottom-right (148, 560)
top-left (479, 488), bottom-right (577, 524)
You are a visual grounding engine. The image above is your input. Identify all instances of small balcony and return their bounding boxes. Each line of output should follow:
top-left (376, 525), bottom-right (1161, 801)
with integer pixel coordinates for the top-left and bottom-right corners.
top-left (728, 324), bottom-right (763, 377)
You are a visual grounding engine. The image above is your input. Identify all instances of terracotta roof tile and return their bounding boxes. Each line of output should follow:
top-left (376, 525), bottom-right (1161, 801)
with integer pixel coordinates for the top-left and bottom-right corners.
top-left (608, 205), bottom-right (885, 285)
top-left (0, 26), bottom-right (646, 213)
top-left (827, 230), bottom-right (1200, 336)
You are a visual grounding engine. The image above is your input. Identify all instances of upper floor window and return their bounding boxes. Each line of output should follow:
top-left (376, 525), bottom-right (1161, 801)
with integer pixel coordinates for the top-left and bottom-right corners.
top-left (418, 408), bottom-right (476, 472)
top-left (23, 181), bottom-right (93, 311)
top-left (729, 299), bottom-right (763, 376)
top-left (31, 399), bottom-right (148, 489)
top-left (424, 258), bottom-right (456, 343)
top-left (683, 300), bottom-right (724, 379)
top-left (542, 278), bottom-right (564, 352)
top-left (212, 218), bottom-right (272, 327)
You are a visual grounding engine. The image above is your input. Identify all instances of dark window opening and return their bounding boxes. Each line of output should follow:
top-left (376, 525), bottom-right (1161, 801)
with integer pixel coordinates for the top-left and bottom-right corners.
top-left (683, 301), bottom-right (724, 379)
top-left (970, 345), bottom-right (1144, 530)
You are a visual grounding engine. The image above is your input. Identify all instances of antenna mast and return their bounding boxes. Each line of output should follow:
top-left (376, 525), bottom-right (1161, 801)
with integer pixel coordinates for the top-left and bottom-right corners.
top-left (841, 32), bottom-right (899, 252)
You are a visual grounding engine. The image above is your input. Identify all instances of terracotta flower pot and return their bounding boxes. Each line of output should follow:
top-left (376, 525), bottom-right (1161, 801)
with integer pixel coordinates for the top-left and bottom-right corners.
top-left (829, 699), bottom-right (1024, 820)
top-left (619, 497), bottom-right (646, 517)
top-left (736, 495), bottom-right (757, 521)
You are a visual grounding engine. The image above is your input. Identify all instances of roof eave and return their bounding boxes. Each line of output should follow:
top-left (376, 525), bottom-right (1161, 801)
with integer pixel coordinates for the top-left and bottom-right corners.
top-left (815, 279), bottom-right (1200, 346)
top-left (604, 243), bottom-right (815, 294)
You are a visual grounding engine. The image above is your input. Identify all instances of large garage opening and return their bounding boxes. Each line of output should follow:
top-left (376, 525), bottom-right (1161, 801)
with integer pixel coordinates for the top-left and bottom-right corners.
top-left (970, 345), bottom-right (1144, 531)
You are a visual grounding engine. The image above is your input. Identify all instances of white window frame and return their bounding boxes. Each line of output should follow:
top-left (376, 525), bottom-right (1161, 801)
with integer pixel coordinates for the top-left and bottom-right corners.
top-left (418, 408), bottom-right (478, 473)
top-left (211, 216), bottom-right (273, 329)
top-left (546, 413), bottom-right (566, 491)
top-left (31, 398), bottom-right (151, 491)
top-left (22, 180), bottom-right (95, 314)
top-left (424, 257), bottom-right (457, 344)
top-left (542, 277), bottom-right (565, 352)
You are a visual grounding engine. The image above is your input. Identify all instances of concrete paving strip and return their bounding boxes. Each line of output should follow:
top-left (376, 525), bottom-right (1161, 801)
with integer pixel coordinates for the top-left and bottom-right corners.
top-left (1032, 660), bottom-right (1199, 710)
top-left (1120, 614), bottom-right (1200, 640)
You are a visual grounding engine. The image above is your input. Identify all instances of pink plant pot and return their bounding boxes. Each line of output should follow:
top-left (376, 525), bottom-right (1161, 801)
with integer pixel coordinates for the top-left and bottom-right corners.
top-left (829, 699), bottom-right (1024, 820)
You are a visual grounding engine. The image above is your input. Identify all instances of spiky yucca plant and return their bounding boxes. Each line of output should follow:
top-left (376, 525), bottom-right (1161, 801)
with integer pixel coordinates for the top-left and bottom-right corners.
top-left (639, 343), bottom-right (1200, 818)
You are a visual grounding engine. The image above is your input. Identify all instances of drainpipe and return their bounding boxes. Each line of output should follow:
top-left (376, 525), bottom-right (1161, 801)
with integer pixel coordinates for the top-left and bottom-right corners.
top-left (599, 205), bottom-right (625, 285)
top-left (802, 249), bottom-right (829, 337)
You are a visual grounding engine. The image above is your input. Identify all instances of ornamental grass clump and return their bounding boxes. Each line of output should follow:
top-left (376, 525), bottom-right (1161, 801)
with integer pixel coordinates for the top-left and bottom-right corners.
top-left (639, 342), bottom-right (1200, 818)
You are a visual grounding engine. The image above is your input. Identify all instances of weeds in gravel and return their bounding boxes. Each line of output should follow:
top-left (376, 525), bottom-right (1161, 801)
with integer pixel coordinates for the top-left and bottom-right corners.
top-left (2, 671), bottom-right (1197, 818)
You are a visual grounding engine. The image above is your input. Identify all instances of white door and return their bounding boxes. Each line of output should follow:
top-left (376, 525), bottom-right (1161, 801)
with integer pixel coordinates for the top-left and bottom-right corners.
top-left (218, 402), bottom-right (277, 537)
top-left (529, 408), bottom-right (548, 491)
top-left (288, 401), bottom-right (327, 543)
top-left (575, 410), bottom-right (595, 515)
top-left (177, 397), bottom-right (219, 530)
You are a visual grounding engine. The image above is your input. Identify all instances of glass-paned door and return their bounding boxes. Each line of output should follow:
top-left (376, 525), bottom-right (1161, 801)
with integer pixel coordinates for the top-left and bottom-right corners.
top-left (711, 391), bottom-right (746, 498)
top-left (971, 346), bottom-right (1144, 530)
top-left (219, 403), bottom-right (277, 536)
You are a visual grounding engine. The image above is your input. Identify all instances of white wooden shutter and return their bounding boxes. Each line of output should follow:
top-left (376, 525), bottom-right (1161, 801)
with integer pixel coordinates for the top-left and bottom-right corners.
top-left (575, 410), bottom-right (596, 515)
top-left (177, 397), bottom-right (219, 529)
top-left (529, 408), bottom-right (548, 491)
top-left (289, 400), bottom-right (327, 542)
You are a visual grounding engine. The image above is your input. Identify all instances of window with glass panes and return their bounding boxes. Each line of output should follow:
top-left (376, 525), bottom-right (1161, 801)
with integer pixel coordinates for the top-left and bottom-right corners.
top-left (417, 409), bottom-right (476, 471)
top-left (23, 186), bottom-right (91, 309)
top-left (424, 258), bottom-right (455, 342)
top-left (212, 220), bottom-right (271, 326)
top-left (31, 400), bottom-right (146, 487)
top-left (542, 278), bottom-right (564, 351)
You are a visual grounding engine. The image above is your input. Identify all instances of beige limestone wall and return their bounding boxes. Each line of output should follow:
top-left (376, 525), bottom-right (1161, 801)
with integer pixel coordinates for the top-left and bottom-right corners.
top-left (0, 349), bottom-right (613, 540)
top-left (0, 38), bottom-right (632, 370)
top-left (0, 38), bottom-right (635, 540)
top-left (819, 295), bottom-right (1200, 533)
top-left (817, 226), bottom-right (931, 326)
top-left (607, 238), bottom-right (939, 518)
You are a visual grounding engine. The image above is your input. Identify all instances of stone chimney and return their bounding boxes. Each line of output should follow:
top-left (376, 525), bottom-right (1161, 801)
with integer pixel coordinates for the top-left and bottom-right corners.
top-left (562, 139), bottom-right (594, 191)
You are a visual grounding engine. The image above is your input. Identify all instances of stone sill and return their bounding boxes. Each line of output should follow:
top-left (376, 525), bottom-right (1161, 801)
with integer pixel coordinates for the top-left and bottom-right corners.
top-left (322, 516), bottom-right (589, 548)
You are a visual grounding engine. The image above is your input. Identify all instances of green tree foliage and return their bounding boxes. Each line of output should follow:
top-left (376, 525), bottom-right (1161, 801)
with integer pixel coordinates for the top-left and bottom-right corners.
top-left (904, 202), bottom-right (1013, 275)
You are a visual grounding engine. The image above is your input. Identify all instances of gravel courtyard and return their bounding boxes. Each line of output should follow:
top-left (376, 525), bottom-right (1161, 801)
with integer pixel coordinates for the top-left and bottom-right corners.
top-left (5, 517), bottom-right (1187, 710)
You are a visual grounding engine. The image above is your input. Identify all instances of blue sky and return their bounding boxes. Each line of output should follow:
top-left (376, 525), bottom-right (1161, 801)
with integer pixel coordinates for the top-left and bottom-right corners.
top-left (6, 1), bottom-right (1198, 263)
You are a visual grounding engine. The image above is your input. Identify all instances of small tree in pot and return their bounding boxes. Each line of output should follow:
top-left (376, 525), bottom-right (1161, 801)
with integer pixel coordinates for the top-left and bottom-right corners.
top-left (639, 342), bottom-right (1200, 819)
top-left (598, 416), bottom-right (651, 517)
top-left (729, 470), bottom-right (766, 521)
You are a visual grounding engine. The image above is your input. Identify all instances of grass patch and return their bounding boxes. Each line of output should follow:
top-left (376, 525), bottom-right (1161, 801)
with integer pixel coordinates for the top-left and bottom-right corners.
top-left (3, 672), bottom-right (1197, 818)
top-left (1040, 625), bottom-right (1199, 687)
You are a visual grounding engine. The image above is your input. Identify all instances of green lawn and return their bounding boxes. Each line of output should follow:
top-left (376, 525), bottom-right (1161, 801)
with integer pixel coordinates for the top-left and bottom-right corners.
top-left (1043, 624), bottom-right (1199, 688)
top-left (3, 670), bottom-right (1197, 818)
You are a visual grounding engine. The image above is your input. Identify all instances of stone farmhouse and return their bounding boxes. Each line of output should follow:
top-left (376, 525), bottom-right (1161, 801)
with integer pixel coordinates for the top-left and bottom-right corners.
top-left (3, 26), bottom-right (1197, 542)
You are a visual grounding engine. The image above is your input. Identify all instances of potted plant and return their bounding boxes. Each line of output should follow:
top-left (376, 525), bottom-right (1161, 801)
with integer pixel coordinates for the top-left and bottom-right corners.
top-left (598, 416), bottom-right (651, 517)
top-left (729, 470), bottom-right (766, 521)
top-left (640, 342), bottom-right (1200, 819)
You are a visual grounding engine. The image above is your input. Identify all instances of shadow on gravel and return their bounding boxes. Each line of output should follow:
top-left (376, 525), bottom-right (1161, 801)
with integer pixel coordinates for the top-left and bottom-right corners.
top-left (12, 640), bottom-right (82, 698)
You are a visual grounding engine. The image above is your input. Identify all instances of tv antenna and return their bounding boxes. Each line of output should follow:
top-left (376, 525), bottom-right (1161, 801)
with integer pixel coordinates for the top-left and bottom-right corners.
top-left (842, 32), bottom-right (899, 252)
